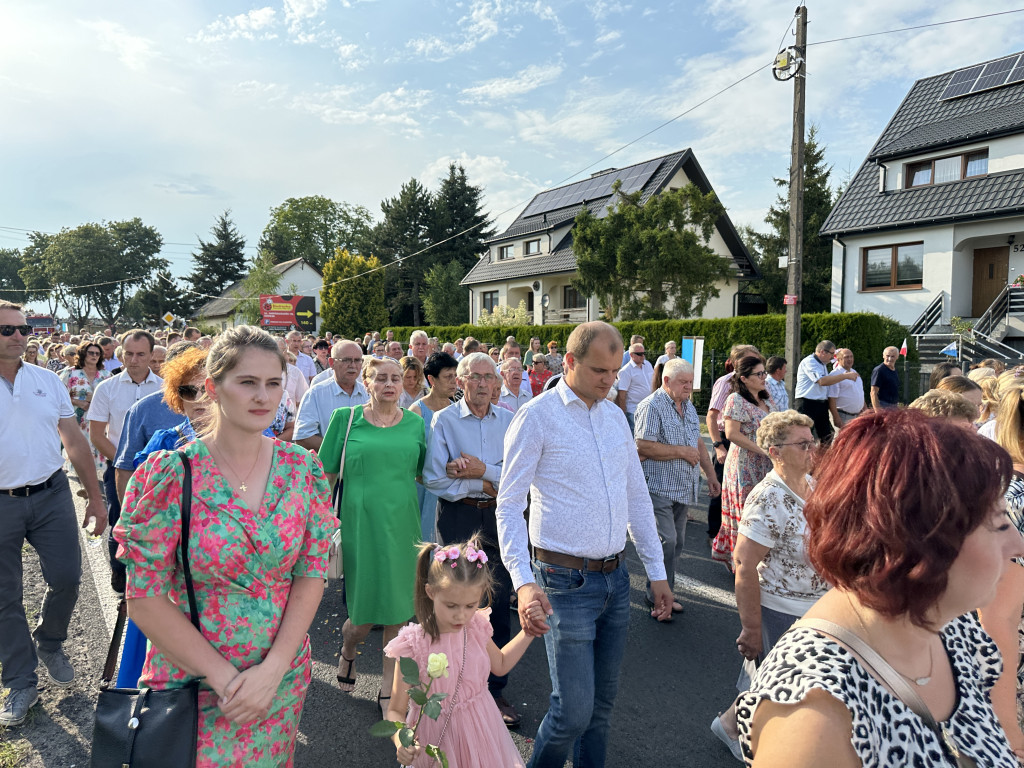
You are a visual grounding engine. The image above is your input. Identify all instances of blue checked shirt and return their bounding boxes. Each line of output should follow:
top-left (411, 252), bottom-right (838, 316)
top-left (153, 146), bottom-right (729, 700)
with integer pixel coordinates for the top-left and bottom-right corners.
top-left (765, 375), bottom-right (788, 412)
top-left (634, 389), bottom-right (703, 504)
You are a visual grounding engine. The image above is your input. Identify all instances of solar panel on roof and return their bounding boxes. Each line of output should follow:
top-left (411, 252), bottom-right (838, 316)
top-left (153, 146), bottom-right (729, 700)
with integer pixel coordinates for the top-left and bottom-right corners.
top-left (971, 54), bottom-right (1020, 93)
top-left (940, 65), bottom-right (984, 100)
top-left (1009, 62), bottom-right (1024, 86)
top-left (519, 158), bottom-right (665, 219)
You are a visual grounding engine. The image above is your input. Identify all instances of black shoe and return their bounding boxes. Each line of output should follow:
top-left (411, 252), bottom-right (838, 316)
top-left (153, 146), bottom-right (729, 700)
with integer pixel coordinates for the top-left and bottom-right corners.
top-left (493, 695), bottom-right (521, 728)
top-left (110, 569), bottom-right (126, 596)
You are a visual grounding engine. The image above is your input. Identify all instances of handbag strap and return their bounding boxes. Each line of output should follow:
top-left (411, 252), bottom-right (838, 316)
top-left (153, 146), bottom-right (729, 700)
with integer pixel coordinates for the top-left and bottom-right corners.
top-left (98, 451), bottom-right (200, 686)
top-left (338, 406), bottom-right (356, 482)
top-left (435, 627), bottom-right (468, 748)
top-left (793, 618), bottom-right (974, 767)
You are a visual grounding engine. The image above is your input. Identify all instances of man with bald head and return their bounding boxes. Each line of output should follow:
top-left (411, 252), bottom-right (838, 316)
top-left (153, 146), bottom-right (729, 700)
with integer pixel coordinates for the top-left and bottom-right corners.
top-left (496, 321), bottom-right (672, 767)
top-left (386, 341), bottom-right (403, 361)
top-left (871, 346), bottom-right (902, 410)
top-left (294, 340), bottom-right (368, 451)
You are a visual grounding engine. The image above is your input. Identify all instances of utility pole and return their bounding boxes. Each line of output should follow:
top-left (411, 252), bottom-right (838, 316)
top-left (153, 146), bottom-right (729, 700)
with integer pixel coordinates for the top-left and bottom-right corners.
top-left (782, 5), bottom-right (807, 400)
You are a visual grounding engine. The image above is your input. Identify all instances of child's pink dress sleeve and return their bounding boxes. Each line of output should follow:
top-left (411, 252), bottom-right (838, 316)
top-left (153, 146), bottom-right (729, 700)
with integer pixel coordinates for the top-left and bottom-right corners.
top-left (472, 608), bottom-right (495, 640)
top-left (385, 622), bottom-right (427, 661)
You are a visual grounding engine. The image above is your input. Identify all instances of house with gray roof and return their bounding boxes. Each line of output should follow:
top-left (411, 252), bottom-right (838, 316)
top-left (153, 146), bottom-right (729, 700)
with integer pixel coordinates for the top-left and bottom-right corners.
top-left (461, 149), bottom-right (760, 324)
top-left (195, 257), bottom-right (324, 332)
top-left (822, 50), bottom-right (1024, 358)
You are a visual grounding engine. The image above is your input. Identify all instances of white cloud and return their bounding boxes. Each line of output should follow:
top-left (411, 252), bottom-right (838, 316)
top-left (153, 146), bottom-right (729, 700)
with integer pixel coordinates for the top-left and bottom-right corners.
top-left (595, 30), bottom-right (621, 44)
top-left (421, 152), bottom-right (542, 229)
top-left (460, 63), bottom-right (564, 102)
top-left (283, 0), bottom-right (328, 26)
top-left (285, 85), bottom-right (433, 136)
top-left (587, 0), bottom-right (632, 21)
top-left (79, 20), bottom-right (157, 70)
top-left (192, 8), bottom-right (278, 43)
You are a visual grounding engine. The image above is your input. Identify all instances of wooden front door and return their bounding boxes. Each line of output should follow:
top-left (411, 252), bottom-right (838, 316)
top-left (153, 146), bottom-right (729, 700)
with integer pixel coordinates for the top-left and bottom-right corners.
top-left (972, 246), bottom-right (1010, 316)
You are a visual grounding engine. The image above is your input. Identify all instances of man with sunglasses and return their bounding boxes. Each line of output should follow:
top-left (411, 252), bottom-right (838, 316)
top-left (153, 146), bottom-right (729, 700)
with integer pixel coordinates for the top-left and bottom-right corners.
top-left (0, 302), bottom-right (105, 726)
top-left (112, 341), bottom-right (201, 506)
top-left (87, 330), bottom-right (162, 595)
top-left (616, 342), bottom-right (654, 433)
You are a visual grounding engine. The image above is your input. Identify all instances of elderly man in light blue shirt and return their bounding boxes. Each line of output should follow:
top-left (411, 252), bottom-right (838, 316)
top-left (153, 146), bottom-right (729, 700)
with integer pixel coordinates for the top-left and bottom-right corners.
top-left (424, 352), bottom-right (520, 724)
top-left (294, 340), bottom-right (368, 452)
top-left (498, 357), bottom-right (532, 413)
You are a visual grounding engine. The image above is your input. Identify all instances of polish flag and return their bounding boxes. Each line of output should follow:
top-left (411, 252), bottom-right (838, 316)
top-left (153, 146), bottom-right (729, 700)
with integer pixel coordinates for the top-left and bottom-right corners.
top-left (899, 338), bottom-right (907, 357)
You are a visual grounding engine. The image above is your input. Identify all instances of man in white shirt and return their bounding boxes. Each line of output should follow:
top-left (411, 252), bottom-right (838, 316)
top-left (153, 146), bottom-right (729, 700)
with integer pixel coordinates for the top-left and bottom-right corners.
top-left (409, 330), bottom-right (429, 364)
top-left (453, 338), bottom-right (464, 361)
top-left (99, 336), bottom-right (120, 373)
top-left (794, 340), bottom-right (856, 443)
top-left (498, 358), bottom-right (532, 413)
top-left (621, 334), bottom-right (643, 367)
top-left (88, 330), bottom-right (162, 594)
top-left (616, 342), bottom-right (654, 433)
top-left (287, 330), bottom-right (316, 382)
top-left (827, 348), bottom-right (865, 427)
top-left (655, 340), bottom-right (677, 367)
top-left (0, 302), bottom-right (105, 725)
top-left (294, 340), bottom-right (369, 451)
top-left (276, 337), bottom-right (309, 405)
top-left (496, 321), bottom-right (672, 767)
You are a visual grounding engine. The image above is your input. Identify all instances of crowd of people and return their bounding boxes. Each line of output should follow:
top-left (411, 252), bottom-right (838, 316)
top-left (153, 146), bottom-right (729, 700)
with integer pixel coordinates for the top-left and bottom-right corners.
top-left (5, 302), bottom-right (1024, 767)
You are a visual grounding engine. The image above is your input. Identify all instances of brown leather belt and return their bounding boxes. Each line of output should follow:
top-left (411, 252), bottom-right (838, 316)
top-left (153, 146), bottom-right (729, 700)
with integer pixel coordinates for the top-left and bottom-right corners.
top-left (451, 497), bottom-right (496, 509)
top-left (533, 547), bottom-right (623, 573)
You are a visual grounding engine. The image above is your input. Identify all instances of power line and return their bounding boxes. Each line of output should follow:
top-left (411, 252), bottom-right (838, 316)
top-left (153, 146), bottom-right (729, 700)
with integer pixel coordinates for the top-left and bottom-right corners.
top-left (808, 8), bottom-right (1024, 46)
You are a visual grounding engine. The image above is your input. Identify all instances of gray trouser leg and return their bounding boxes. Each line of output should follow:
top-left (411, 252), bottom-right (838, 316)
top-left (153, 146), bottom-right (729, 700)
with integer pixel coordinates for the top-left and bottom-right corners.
top-left (650, 492), bottom-right (687, 591)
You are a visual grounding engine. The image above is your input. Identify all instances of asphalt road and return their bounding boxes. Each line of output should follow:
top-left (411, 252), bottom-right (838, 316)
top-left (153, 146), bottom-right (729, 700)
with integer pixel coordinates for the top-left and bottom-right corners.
top-left (10, 475), bottom-right (745, 768)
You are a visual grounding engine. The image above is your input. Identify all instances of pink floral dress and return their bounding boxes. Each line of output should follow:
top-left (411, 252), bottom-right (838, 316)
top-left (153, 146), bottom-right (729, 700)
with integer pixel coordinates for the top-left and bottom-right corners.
top-left (60, 366), bottom-right (111, 472)
top-left (711, 392), bottom-right (775, 568)
top-left (113, 439), bottom-right (334, 767)
top-left (384, 609), bottom-right (525, 768)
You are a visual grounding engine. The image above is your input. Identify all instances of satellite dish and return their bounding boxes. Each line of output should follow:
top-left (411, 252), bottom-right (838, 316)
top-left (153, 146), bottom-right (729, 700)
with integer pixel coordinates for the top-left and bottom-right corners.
top-left (541, 294), bottom-right (550, 308)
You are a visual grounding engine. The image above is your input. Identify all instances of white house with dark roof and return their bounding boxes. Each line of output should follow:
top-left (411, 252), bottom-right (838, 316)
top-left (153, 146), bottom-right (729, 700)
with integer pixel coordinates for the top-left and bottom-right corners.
top-left (195, 257), bottom-right (324, 332)
top-left (822, 50), bottom-right (1024, 361)
top-left (461, 149), bottom-right (761, 325)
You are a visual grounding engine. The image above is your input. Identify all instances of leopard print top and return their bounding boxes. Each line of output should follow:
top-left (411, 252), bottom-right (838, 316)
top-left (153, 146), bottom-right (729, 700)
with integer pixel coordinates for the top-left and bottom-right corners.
top-left (736, 613), bottom-right (1017, 767)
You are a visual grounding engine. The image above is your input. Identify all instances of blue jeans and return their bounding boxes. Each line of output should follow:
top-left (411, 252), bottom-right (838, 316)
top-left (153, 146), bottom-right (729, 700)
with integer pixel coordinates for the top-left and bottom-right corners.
top-left (102, 461), bottom-right (124, 577)
top-left (528, 559), bottom-right (630, 768)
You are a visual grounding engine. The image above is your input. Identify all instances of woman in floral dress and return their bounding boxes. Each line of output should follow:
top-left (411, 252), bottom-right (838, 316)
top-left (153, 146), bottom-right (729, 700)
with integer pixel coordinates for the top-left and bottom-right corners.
top-left (711, 355), bottom-right (776, 569)
top-left (60, 341), bottom-right (111, 474)
top-left (114, 325), bottom-right (334, 767)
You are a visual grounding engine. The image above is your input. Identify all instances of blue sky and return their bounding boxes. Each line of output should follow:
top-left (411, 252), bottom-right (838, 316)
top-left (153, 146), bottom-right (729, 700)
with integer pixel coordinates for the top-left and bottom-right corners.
top-left (3, 0), bottom-right (1024, 305)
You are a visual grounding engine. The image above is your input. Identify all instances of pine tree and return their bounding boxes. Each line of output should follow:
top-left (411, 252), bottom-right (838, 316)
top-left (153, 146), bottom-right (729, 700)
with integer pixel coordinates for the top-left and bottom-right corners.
top-left (189, 211), bottom-right (248, 300)
top-left (430, 163), bottom-right (494, 272)
top-left (422, 260), bottom-right (468, 325)
top-left (124, 270), bottom-right (190, 324)
top-left (747, 125), bottom-right (836, 313)
top-left (320, 249), bottom-right (388, 337)
top-left (373, 179), bottom-right (435, 327)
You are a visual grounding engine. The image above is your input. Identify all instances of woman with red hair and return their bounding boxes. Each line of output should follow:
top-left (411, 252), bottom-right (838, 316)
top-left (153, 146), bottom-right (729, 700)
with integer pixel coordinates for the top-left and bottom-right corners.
top-left (737, 408), bottom-right (1024, 767)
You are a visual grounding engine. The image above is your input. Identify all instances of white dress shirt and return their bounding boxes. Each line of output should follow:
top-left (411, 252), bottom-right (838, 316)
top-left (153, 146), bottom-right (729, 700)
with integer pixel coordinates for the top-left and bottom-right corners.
top-left (311, 367), bottom-right (333, 386)
top-left (293, 377), bottom-right (369, 440)
top-left (295, 351), bottom-right (317, 381)
top-left (495, 378), bottom-right (668, 589)
top-left (828, 365), bottom-right (864, 413)
top-left (0, 363), bottom-right (74, 486)
top-left (87, 368), bottom-right (163, 449)
top-left (284, 362), bottom-right (308, 405)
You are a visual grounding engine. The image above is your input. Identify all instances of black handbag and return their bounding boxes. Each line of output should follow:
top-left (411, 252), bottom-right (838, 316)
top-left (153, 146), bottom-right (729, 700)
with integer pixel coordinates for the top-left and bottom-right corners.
top-left (90, 452), bottom-right (201, 768)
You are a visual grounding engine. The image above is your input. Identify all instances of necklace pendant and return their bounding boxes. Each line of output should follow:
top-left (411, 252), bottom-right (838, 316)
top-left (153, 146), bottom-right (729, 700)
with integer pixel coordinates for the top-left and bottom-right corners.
top-left (913, 676), bottom-right (931, 686)
top-left (239, 482), bottom-right (247, 492)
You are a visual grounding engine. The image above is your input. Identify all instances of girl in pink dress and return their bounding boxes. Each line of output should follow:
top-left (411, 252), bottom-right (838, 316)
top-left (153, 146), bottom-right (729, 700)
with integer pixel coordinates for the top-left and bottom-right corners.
top-left (384, 540), bottom-right (540, 767)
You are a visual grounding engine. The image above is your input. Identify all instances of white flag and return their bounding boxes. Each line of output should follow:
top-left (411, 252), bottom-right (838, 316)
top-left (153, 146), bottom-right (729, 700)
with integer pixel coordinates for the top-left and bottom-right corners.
top-left (940, 341), bottom-right (957, 356)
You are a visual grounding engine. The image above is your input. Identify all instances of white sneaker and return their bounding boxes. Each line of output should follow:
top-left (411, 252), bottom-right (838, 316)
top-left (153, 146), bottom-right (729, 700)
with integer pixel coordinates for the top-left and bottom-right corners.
top-left (0, 687), bottom-right (40, 727)
top-left (711, 715), bottom-right (743, 762)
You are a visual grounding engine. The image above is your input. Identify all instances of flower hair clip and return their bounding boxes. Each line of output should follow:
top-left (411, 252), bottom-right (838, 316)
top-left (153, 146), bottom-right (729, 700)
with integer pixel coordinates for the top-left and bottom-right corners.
top-left (465, 545), bottom-right (488, 569)
top-left (434, 545), bottom-right (461, 568)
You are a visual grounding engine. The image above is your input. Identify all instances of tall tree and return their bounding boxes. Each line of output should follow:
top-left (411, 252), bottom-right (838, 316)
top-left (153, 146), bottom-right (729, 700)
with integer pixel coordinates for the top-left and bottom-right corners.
top-left (234, 253), bottom-right (282, 325)
top-left (746, 125), bottom-right (836, 313)
top-left (373, 179), bottom-right (435, 326)
top-left (572, 182), bottom-right (733, 320)
top-left (37, 219), bottom-right (165, 330)
top-left (429, 163), bottom-right (494, 272)
top-left (259, 196), bottom-right (374, 270)
top-left (0, 248), bottom-right (27, 304)
top-left (320, 249), bottom-right (389, 337)
top-left (123, 270), bottom-right (191, 325)
top-left (422, 259), bottom-right (469, 326)
top-left (18, 232), bottom-right (60, 316)
top-left (188, 210), bottom-right (247, 303)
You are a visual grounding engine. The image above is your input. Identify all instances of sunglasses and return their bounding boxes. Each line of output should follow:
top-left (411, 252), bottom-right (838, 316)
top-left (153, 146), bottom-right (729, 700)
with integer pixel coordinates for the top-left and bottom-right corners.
top-left (0, 325), bottom-right (32, 337)
top-left (177, 385), bottom-right (202, 401)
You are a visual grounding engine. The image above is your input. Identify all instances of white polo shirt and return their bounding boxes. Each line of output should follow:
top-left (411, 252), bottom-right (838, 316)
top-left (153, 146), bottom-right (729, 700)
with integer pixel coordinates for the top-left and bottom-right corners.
top-left (617, 358), bottom-right (654, 413)
top-left (0, 362), bottom-right (75, 487)
top-left (88, 368), bottom-right (163, 449)
top-left (293, 377), bottom-right (369, 440)
top-left (828, 365), bottom-right (865, 413)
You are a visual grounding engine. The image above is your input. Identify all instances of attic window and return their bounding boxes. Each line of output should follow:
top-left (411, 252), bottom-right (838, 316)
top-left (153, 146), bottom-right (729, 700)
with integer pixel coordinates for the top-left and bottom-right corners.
top-left (498, 245), bottom-right (514, 260)
top-left (904, 149), bottom-right (988, 189)
top-left (524, 239), bottom-right (541, 256)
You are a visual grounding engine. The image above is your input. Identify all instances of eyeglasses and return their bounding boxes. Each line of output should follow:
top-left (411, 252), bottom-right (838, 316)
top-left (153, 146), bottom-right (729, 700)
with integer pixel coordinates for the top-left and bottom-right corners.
top-left (748, 370), bottom-right (768, 378)
top-left (0, 325), bottom-right (32, 337)
top-left (334, 357), bottom-right (361, 366)
top-left (86, 350), bottom-right (101, 357)
top-left (466, 373), bottom-right (497, 383)
top-left (177, 385), bottom-right (202, 401)
top-left (631, 352), bottom-right (645, 357)
top-left (774, 440), bottom-right (819, 451)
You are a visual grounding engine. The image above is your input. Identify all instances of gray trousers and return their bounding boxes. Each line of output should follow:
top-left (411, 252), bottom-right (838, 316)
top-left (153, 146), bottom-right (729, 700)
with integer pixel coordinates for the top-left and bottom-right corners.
top-left (648, 492), bottom-right (687, 597)
top-left (0, 471), bottom-right (82, 689)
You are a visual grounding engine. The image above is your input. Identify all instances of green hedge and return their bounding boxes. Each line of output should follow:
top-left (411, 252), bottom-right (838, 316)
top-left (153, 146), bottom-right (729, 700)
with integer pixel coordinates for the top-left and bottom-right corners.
top-left (385, 313), bottom-right (916, 372)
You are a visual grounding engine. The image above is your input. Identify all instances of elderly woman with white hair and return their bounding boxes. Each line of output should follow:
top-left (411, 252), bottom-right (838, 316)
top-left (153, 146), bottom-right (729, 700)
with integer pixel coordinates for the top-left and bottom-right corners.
top-left (710, 409), bottom-right (827, 760)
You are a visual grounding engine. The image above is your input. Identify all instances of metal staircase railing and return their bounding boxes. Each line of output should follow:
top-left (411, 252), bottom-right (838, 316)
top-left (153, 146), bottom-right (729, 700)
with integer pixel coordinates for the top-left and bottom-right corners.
top-left (909, 292), bottom-right (944, 336)
top-left (974, 286), bottom-right (1011, 337)
top-left (971, 329), bottom-right (1024, 362)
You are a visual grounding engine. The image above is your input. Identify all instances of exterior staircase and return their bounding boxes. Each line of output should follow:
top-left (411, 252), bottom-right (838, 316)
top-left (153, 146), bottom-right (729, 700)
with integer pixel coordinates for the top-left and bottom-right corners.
top-left (911, 289), bottom-right (1024, 369)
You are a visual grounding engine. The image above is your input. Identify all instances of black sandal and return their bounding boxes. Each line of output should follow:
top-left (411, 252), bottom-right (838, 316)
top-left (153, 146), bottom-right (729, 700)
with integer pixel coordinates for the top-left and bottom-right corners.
top-left (336, 653), bottom-right (356, 691)
top-left (377, 689), bottom-right (391, 720)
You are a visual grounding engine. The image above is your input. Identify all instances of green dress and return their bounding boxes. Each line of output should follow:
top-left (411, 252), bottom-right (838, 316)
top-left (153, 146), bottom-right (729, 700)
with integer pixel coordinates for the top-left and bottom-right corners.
top-left (319, 406), bottom-right (425, 626)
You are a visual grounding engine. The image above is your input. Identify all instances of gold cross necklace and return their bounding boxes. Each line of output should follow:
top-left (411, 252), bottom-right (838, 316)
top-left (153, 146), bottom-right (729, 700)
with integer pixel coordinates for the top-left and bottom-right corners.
top-left (213, 439), bottom-right (263, 493)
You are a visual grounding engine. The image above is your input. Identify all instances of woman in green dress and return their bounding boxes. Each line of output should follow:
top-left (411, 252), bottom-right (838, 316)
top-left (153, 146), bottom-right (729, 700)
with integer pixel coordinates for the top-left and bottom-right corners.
top-left (319, 356), bottom-right (425, 717)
